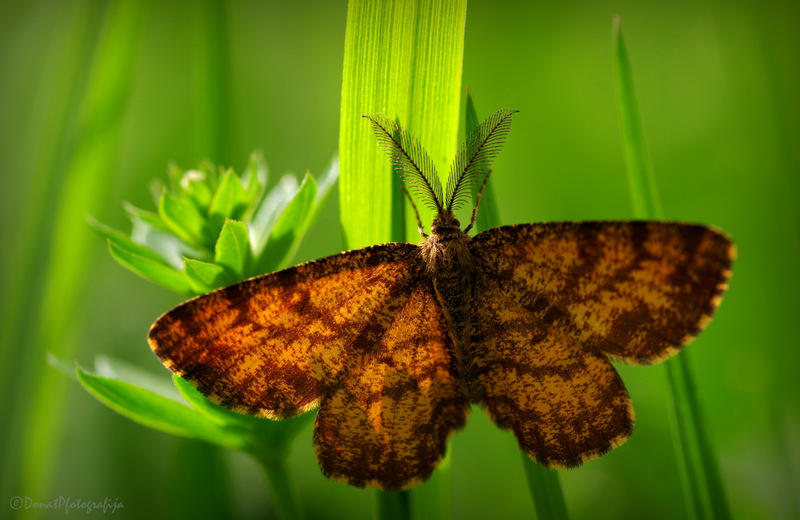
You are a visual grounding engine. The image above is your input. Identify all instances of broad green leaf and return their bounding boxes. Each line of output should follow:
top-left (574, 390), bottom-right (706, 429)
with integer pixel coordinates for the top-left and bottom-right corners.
top-left (241, 151), bottom-right (269, 219)
top-left (311, 155), bottom-right (339, 218)
top-left (86, 214), bottom-right (170, 264)
top-left (123, 202), bottom-right (172, 233)
top-left (173, 375), bottom-right (313, 459)
top-left (183, 257), bottom-right (232, 294)
top-left (254, 173), bottom-right (317, 275)
top-left (208, 169), bottom-right (248, 236)
top-left (340, 0), bottom-right (467, 248)
top-left (173, 375), bottom-right (258, 429)
top-left (93, 355), bottom-right (184, 404)
top-left (124, 201), bottom-right (208, 268)
top-left (108, 239), bottom-right (192, 295)
top-left (77, 366), bottom-right (246, 450)
top-left (179, 169), bottom-right (215, 212)
top-left (214, 219), bottom-right (251, 279)
top-left (129, 213), bottom-right (204, 269)
top-left (167, 162), bottom-right (186, 195)
top-left (46, 353), bottom-right (78, 380)
top-left (249, 174), bottom-right (298, 257)
top-left (159, 190), bottom-right (209, 249)
top-left (340, 2), bottom-right (467, 517)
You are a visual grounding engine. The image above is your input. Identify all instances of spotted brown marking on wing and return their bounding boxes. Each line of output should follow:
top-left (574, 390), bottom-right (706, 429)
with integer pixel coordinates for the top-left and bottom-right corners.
top-left (470, 278), bottom-right (633, 467)
top-left (147, 243), bottom-right (421, 419)
top-left (470, 221), bottom-right (734, 364)
top-left (313, 282), bottom-right (469, 491)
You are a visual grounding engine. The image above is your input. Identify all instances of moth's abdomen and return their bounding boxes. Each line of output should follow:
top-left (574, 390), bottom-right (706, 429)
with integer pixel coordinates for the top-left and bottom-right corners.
top-left (421, 219), bottom-right (478, 383)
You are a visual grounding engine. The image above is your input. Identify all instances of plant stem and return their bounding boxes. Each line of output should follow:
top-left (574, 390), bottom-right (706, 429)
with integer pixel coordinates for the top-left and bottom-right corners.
top-left (257, 456), bottom-right (305, 520)
top-left (377, 491), bottom-right (411, 520)
top-left (521, 456), bottom-right (569, 520)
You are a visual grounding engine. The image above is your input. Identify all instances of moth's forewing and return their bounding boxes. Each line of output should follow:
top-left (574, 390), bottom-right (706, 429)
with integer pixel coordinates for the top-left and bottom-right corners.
top-left (148, 243), bottom-right (421, 419)
top-left (470, 221), bottom-right (734, 364)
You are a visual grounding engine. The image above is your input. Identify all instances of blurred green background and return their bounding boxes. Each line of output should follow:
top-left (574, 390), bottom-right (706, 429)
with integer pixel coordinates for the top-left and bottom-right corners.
top-left (1, 1), bottom-right (798, 519)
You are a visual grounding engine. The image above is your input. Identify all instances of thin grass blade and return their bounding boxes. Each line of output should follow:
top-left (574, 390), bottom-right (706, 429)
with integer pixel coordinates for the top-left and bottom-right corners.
top-left (465, 89), bottom-right (500, 233)
top-left (14, 3), bottom-right (150, 505)
top-left (466, 93), bottom-right (569, 520)
top-left (613, 16), bottom-right (732, 520)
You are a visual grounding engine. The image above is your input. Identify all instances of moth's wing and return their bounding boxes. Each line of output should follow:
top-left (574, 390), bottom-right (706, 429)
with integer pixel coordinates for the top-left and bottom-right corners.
top-left (470, 221), bottom-right (734, 364)
top-left (313, 281), bottom-right (470, 491)
top-left (148, 243), bottom-right (421, 419)
top-left (470, 278), bottom-right (633, 467)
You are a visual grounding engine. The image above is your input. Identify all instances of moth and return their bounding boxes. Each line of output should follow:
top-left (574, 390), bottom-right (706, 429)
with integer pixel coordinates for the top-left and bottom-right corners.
top-left (148, 110), bottom-right (734, 490)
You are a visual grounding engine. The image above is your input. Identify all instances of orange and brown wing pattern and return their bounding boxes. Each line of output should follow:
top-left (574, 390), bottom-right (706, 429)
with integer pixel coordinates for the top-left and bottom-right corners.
top-left (148, 243), bottom-right (421, 419)
top-left (470, 276), bottom-right (633, 468)
top-left (314, 281), bottom-right (469, 491)
top-left (470, 221), bottom-right (734, 364)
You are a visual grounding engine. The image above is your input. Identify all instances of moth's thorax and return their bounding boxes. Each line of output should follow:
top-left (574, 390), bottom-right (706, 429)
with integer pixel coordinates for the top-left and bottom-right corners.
top-left (420, 211), bottom-right (475, 276)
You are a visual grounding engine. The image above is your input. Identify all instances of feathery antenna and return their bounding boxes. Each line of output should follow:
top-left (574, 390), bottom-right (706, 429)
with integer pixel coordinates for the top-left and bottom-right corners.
top-left (444, 109), bottom-right (518, 213)
top-left (364, 115), bottom-right (444, 213)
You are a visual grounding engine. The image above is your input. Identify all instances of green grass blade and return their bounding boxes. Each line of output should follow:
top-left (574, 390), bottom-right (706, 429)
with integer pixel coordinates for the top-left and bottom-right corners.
top-left (613, 16), bottom-right (732, 520)
top-left (466, 91), bottom-right (569, 520)
top-left (612, 17), bottom-right (662, 220)
top-left (340, 1), bottom-right (466, 518)
top-left (190, 0), bottom-right (229, 162)
top-left (0, 2), bottom-right (103, 504)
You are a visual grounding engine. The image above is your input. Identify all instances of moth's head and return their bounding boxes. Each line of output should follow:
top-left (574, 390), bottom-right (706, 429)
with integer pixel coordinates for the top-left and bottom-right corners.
top-left (430, 211), bottom-right (462, 236)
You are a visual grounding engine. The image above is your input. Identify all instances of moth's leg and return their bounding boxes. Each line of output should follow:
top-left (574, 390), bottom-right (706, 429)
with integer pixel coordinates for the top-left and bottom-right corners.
top-left (463, 168), bottom-right (492, 234)
top-left (402, 184), bottom-right (428, 238)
